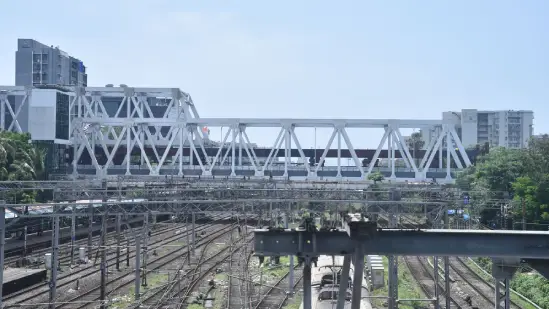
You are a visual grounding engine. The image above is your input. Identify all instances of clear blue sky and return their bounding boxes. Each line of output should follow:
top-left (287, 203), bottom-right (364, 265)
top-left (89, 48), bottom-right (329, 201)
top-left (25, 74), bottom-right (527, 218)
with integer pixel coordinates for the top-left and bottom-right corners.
top-left (0, 0), bottom-right (547, 148)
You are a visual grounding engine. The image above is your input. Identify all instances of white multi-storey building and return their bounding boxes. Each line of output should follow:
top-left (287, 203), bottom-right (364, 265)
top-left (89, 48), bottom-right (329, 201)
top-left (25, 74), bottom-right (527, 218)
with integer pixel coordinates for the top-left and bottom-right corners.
top-left (414, 109), bottom-right (534, 149)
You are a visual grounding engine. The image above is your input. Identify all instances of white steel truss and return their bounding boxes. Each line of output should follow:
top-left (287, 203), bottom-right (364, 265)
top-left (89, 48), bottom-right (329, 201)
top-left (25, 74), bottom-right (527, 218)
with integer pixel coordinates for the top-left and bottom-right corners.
top-left (0, 86), bottom-right (29, 133)
top-left (0, 86), bottom-right (472, 182)
top-left (73, 119), bottom-right (471, 182)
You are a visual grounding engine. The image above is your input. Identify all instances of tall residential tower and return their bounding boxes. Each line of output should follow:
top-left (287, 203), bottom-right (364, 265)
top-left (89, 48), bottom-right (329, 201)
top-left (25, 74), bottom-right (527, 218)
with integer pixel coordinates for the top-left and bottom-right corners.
top-left (418, 109), bottom-right (534, 149)
top-left (15, 39), bottom-right (87, 87)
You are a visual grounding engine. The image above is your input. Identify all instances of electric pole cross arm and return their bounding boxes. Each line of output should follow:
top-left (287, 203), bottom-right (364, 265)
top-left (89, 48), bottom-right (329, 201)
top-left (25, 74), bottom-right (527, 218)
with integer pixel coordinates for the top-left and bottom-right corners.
top-left (253, 228), bottom-right (549, 260)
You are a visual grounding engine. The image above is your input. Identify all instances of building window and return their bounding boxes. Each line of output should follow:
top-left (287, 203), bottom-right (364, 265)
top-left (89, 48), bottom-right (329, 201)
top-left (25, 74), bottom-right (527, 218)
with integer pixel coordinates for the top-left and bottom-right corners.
top-left (55, 93), bottom-right (70, 140)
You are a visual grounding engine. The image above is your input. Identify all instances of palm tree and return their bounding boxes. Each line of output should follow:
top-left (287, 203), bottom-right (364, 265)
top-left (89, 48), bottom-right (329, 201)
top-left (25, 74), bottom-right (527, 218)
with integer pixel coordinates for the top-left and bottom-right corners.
top-left (0, 131), bottom-right (45, 181)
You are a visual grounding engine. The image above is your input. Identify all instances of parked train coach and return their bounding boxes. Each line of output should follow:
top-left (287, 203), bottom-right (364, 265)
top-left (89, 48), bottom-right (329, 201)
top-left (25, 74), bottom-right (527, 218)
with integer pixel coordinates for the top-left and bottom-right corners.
top-left (301, 255), bottom-right (372, 309)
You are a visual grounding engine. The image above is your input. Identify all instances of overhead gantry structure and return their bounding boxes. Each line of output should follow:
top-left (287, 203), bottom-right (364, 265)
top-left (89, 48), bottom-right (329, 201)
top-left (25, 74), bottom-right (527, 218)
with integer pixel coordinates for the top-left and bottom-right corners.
top-left (254, 215), bottom-right (549, 309)
top-left (0, 85), bottom-right (473, 182)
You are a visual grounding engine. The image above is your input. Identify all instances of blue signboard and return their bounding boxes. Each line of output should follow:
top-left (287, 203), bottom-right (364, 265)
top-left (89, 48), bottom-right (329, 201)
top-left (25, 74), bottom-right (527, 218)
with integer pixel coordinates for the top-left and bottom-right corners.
top-left (79, 61), bottom-right (85, 73)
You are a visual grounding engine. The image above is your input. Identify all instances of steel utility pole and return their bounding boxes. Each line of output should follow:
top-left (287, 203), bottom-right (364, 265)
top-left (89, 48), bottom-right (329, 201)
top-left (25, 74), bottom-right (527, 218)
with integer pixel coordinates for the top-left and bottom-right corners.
top-left (70, 210), bottom-right (76, 264)
top-left (87, 203), bottom-right (93, 261)
top-left (100, 214), bottom-right (107, 309)
top-left (116, 214), bottom-right (121, 270)
top-left (49, 213), bottom-right (60, 309)
top-left (522, 197), bottom-right (527, 230)
top-left (142, 213), bottom-right (149, 287)
top-left (134, 235), bottom-right (141, 301)
top-left (0, 203), bottom-right (6, 309)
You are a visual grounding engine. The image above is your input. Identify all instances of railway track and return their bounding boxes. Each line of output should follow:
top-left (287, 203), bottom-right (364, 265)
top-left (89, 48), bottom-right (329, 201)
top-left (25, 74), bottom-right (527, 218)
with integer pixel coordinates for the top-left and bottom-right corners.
top-left (3, 222), bottom-right (182, 304)
top-left (4, 217), bottom-right (145, 259)
top-left (4, 217), bottom-right (229, 308)
top-left (403, 256), bottom-right (466, 309)
top-left (254, 263), bottom-right (304, 309)
top-left (134, 224), bottom-right (250, 309)
top-left (227, 235), bottom-right (254, 309)
top-left (449, 257), bottom-right (521, 309)
top-left (5, 218), bottom-right (169, 267)
top-left (60, 223), bottom-right (239, 309)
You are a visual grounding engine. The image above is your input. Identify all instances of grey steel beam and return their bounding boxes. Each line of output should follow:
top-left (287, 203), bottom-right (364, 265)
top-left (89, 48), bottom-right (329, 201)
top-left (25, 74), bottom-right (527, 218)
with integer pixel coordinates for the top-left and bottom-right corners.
top-left (336, 255), bottom-right (351, 309)
top-left (253, 229), bottom-right (549, 259)
top-left (9, 205), bottom-right (441, 218)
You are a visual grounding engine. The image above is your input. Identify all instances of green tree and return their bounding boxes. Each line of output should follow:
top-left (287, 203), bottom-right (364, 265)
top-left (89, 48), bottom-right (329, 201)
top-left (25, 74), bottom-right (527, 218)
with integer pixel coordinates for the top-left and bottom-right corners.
top-left (0, 131), bottom-right (46, 203)
top-left (407, 132), bottom-right (425, 165)
top-left (458, 138), bottom-right (549, 229)
top-left (456, 147), bottom-right (525, 225)
top-left (0, 131), bottom-right (45, 181)
top-left (368, 172), bottom-right (384, 184)
top-left (511, 176), bottom-right (549, 223)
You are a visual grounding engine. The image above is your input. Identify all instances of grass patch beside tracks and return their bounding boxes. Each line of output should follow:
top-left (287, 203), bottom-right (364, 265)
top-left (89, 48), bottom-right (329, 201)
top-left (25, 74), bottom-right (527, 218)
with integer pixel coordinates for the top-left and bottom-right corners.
top-left (369, 256), bottom-right (424, 309)
top-left (110, 272), bottom-right (169, 308)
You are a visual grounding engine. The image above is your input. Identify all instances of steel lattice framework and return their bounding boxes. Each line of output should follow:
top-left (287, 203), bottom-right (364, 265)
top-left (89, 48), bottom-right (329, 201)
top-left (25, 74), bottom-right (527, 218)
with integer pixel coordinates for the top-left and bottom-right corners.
top-left (1, 86), bottom-right (472, 182)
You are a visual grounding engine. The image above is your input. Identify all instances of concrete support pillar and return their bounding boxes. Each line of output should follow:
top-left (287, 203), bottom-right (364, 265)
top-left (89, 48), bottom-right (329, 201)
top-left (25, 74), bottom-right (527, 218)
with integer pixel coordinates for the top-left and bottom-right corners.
top-left (303, 262), bottom-right (312, 309)
top-left (492, 258), bottom-right (519, 309)
top-left (336, 255), bottom-right (351, 309)
top-left (351, 244), bottom-right (365, 309)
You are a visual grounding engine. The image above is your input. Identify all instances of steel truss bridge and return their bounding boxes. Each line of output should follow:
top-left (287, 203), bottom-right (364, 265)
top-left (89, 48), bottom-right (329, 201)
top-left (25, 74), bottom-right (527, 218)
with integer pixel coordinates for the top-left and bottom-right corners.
top-left (1, 86), bottom-right (475, 182)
